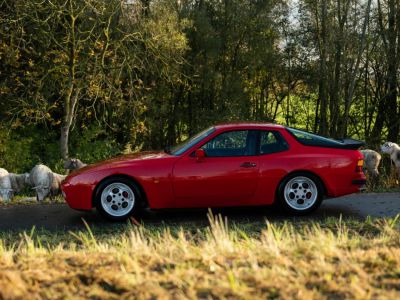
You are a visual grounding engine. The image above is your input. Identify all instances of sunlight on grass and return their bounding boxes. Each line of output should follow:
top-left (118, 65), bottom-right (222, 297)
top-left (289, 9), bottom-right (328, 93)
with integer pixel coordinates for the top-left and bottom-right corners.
top-left (0, 212), bottom-right (400, 298)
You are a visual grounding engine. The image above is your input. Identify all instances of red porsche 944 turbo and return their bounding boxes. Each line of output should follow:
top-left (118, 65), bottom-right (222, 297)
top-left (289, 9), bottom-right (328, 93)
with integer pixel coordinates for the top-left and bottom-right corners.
top-left (61, 123), bottom-right (366, 220)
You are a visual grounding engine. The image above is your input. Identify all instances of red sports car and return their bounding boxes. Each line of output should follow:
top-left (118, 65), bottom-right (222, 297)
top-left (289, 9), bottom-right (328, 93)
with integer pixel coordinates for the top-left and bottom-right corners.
top-left (61, 123), bottom-right (366, 220)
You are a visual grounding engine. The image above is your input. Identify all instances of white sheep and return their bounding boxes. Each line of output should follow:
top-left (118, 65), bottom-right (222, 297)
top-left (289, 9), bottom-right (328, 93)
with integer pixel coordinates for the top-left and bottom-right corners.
top-left (360, 149), bottom-right (381, 178)
top-left (64, 158), bottom-right (87, 172)
top-left (381, 142), bottom-right (400, 174)
top-left (0, 168), bottom-right (13, 201)
top-left (29, 164), bottom-right (66, 201)
top-left (8, 173), bottom-right (30, 193)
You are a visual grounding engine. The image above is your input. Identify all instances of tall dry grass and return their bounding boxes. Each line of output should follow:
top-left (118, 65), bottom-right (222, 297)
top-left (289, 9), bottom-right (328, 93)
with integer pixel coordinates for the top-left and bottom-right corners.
top-left (365, 157), bottom-right (400, 192)
top-left (0, 213), bottom-right (400, 299)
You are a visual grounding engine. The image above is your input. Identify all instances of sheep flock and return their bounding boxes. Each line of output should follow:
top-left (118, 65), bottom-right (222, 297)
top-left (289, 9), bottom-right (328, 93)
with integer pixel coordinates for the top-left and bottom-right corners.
top-left (0, 158), bottom-right (86, 202)
top-left (360, 141), bottom-right (400, 179)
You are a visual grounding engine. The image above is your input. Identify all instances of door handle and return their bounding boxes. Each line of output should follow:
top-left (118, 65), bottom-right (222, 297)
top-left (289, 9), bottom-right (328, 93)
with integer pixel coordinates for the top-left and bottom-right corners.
top-left (240, 162), bottom-right (257, 168)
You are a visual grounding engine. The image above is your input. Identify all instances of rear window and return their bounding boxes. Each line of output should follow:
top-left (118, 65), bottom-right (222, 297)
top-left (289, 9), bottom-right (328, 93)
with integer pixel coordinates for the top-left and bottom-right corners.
top-left (287, 128), bottom-right (346, 148)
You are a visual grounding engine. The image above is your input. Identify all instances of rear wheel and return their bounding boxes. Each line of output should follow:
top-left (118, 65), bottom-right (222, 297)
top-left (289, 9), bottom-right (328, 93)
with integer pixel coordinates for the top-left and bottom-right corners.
top-left (277, 173), bottom-right (323, 215)
top-left (94, 177), bottom-right (141, 221)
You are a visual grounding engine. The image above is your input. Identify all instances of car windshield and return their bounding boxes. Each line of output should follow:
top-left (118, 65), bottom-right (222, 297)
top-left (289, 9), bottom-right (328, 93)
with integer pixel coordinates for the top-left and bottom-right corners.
top-left (287, 128), bottom-right (345, 147)
top-left (170, 127), bottom-right (216, 155)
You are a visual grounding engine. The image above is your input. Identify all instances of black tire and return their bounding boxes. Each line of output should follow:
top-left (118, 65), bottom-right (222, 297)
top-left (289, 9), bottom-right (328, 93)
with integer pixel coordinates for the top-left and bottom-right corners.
top-left (94, 176), bottom-right (142, 221)
top-left (277, 172), bottom-right (324, 215)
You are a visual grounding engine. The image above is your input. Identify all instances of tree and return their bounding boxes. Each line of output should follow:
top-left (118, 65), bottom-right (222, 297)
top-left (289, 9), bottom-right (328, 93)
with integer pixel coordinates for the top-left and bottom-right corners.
top-left (1, 0), bottom-right (188, 158)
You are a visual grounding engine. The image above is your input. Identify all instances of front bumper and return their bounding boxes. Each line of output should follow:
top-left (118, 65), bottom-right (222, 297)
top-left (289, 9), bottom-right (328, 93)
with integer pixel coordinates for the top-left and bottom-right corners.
top-left (61, 181), bottom-right (94, 211)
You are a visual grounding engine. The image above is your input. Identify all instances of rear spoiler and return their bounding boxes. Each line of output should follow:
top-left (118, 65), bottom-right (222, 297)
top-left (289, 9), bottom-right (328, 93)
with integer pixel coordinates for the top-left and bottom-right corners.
top-left (337, 138), bottom-right (366, 150)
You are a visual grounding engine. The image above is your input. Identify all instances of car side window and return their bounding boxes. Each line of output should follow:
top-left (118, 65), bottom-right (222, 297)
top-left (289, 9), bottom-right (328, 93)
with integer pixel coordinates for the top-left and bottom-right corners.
top-left (259, 131), bottom-right (289, 154)
top-left (201, 130), bottom-right (257, 157)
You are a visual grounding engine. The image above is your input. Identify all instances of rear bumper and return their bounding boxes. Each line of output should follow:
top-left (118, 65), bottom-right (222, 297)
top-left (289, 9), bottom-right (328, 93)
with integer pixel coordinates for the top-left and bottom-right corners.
top-left (352, 179), bottom-right (367, 185)
top-left (352, 179), bottom-right (367, 192)
top-left (328, 172), bottom-right (366, 197)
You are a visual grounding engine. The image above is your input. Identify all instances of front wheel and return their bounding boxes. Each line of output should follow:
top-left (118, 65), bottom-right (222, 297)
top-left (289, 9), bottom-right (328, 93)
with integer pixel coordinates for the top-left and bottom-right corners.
top-left (277, 173), bottom-right (323, 215)
top-left (94, 177), bottom-right (141, 221)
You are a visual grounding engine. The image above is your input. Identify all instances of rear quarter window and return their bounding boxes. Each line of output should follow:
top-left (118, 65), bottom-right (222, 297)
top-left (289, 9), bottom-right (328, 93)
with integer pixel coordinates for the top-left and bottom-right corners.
top-left (259, 131), bottom-right (289, 154)
top-left (287, 128), bottom-right (346, 148)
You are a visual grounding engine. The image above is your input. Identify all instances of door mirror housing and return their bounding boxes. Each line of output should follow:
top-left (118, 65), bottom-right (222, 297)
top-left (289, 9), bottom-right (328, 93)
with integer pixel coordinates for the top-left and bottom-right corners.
top-left (195, 149), bottom-right (206, 161)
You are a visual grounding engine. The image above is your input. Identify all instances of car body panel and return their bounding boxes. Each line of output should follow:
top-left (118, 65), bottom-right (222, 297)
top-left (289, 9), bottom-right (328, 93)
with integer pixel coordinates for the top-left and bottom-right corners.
top-left (172, 154), bottom-right (260, 207)
top-left (62, 152), bottom-right (178, 210)
top-left (61, 123), bottom-right (366, 211)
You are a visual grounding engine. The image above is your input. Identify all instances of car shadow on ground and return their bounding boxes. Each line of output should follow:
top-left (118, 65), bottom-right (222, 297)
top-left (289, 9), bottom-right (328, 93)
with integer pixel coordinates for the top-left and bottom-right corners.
top-left (0, 200), bottom-right (366, 232)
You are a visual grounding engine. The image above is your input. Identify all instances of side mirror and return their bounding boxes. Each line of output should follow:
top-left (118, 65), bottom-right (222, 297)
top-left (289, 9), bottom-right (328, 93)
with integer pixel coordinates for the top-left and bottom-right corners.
top-left (195, 149), bottom-right (206, 162)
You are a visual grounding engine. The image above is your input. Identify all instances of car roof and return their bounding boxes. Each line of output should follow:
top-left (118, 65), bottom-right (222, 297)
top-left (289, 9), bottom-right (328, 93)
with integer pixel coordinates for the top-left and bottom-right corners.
top-left (214, 122), bottom-right (285, 130)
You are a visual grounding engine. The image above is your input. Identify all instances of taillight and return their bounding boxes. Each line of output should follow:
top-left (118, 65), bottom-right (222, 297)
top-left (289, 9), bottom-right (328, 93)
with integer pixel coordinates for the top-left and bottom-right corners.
top-left (356, 159), bottom-right (364, 172)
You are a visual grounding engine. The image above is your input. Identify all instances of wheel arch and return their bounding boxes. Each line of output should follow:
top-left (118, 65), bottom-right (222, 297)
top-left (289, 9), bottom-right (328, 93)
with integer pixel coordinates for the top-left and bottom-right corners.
top-left (274, 170), bottom-right (328, 202)
top-left (92, 174), bottom-right (149, 209)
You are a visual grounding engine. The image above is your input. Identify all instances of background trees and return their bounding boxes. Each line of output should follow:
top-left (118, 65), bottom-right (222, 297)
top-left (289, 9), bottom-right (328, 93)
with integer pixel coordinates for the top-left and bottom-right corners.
top-left (0, 0), bottom-right (399, 171)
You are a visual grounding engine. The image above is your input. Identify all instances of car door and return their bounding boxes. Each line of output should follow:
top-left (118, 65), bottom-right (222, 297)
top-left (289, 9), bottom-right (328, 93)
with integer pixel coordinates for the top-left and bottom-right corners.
top-left (172, 130), bottom-right (260, 207)
top-left (256, 130), bottom-right (291, 204)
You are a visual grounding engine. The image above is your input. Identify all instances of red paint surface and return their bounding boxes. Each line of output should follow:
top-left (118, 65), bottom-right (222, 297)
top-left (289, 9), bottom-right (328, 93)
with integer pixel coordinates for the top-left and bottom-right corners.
top-left (61, 123), bottom-right (366, 211)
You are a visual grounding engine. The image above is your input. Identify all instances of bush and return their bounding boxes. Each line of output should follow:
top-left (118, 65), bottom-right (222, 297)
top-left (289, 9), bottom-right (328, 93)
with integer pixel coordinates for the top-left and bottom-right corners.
top-left (69, 125), bottom-right (122, 164)
top-left (0, 124), bottom-right (122, 174)
top-left (0, 126), bottom-right (58, 173)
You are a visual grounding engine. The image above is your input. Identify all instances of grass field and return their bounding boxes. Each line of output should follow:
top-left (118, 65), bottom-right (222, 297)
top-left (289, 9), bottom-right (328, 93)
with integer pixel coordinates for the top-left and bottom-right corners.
top-left (0, 211), bottom-right (400, 299)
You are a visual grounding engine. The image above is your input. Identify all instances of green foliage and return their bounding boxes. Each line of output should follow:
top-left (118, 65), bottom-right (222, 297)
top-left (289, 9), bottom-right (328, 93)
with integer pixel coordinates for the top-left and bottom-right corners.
top-left (0, 123), bottom-right (121, 173)
top-left (0, 0), bottom-right (400, 167)
top-left (0, 125), bottom-right (60, 173)
top-left (70, 125), bottom-right (122, 164)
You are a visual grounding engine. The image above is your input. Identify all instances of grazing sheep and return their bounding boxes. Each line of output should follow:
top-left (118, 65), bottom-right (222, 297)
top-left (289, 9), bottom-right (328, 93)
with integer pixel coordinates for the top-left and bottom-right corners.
top-left (8, 173), bottom-right (30, 193)
top-left (51, 173), bottom-right (66, 198)
top-left (381, 142), bottom-right (400, 174)
top-left (360, 149), bottom-right (381, 178)
top-left (0, 168), bottom-right (13, 201)
top-left (64, 158), bottom-right (87, 172)
top-left (30, 164), bottom-right (66, 201)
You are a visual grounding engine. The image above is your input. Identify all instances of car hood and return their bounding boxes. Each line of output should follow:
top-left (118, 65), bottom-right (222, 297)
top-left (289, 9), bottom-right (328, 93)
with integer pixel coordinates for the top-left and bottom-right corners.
top-left (69, 151), bottom-right (172, 176)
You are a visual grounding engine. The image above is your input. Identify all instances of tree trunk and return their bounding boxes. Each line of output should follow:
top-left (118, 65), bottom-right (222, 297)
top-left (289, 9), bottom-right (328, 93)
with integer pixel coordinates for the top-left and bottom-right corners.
top-left (286, 48), bottom-right (291, 126)
top-left (318, 0), bottom-right (328, 135)
top-left (386, 0), bottom-right (399, 141)
top-left (369, 95), bottom-right (386, 146)
top-left (340, 0), bottom-right (371, 137)
top-left (364, 49), bottom-right (369, 138)
top-left (330, 0), bottom-right (350, 138)
top-left (60, 87), bottom-right (79, 160)
top-left (61, 0), bottom-right (79, 160)
top-left (329, 39), bottom-right (341, 137)
top-left (60, 126), bottom-right (70, 160)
